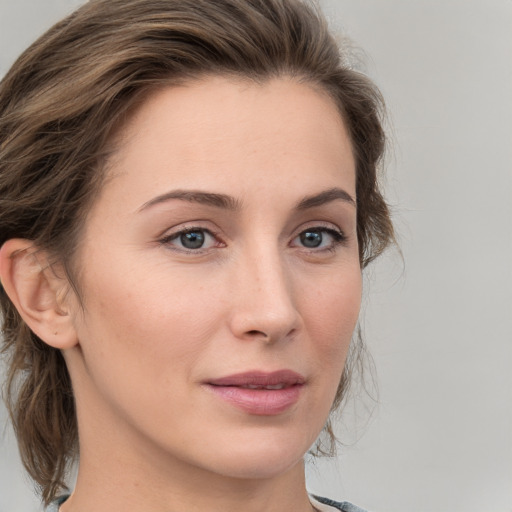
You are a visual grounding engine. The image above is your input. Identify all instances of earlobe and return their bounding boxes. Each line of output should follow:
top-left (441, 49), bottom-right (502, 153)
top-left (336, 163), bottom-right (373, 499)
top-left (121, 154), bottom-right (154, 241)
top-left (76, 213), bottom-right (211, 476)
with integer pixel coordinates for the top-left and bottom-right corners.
top-left (0, 239), bottom-right (78, 349)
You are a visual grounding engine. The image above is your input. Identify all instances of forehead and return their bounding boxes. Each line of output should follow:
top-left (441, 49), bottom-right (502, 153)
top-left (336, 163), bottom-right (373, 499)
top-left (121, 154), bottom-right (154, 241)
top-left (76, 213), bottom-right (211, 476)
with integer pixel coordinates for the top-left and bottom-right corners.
top-left (101, 76), bottom-right (355, 207)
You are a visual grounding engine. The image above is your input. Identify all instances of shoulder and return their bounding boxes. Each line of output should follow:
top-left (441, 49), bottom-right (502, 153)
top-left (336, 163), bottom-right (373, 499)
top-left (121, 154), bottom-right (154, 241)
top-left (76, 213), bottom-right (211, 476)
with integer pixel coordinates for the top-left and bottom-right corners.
top-left (46, 495), bottom-right (370, 512)
top-left (45, 495), bottom-right (69, 512)
top-left (312, 495), bottom-right (371, 512)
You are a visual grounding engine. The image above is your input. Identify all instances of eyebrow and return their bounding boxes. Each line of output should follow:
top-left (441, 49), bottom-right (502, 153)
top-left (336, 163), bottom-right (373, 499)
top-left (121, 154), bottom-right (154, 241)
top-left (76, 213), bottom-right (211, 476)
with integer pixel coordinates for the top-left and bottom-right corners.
top-left (138, 186), bottom-right (355, 213)
top-left (295, 187), bottom-right (356, 210)
top-left (138, 189), bottom-right (242, 212)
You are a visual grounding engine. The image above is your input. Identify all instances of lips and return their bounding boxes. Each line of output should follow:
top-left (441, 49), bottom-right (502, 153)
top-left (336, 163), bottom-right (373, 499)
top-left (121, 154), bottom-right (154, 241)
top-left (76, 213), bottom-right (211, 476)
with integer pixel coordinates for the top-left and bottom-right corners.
top-left (208, 370), bottom-right (305, 388)
top-left (205, 370), bottom-right (305, 415)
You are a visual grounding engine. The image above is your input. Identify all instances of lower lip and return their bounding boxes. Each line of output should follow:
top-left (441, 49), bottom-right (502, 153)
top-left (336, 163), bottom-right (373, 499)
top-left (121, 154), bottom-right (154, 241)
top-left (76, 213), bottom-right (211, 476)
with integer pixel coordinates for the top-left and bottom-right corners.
top-left (205, 384), bottom-right (303, 415)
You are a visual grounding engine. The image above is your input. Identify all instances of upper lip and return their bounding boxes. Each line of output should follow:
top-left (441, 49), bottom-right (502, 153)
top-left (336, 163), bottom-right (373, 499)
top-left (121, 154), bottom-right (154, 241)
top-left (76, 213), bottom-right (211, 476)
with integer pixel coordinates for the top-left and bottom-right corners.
top-left (207, 370), bottom-right (305, 388)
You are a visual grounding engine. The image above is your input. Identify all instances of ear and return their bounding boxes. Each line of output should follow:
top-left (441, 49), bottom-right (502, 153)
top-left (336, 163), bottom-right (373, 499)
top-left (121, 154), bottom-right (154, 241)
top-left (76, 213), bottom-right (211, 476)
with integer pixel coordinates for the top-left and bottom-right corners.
top-left (0, 239), bottom-right (78, 349)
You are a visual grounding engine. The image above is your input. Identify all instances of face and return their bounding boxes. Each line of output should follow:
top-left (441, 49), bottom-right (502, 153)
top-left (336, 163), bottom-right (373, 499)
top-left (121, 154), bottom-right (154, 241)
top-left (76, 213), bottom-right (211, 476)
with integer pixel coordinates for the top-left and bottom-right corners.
top-left (65, 76), bottom-right (361, 481)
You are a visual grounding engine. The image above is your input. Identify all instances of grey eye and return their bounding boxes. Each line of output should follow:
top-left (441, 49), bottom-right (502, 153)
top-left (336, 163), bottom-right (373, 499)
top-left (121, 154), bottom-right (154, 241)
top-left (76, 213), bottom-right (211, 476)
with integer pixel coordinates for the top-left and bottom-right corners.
top-left (292, 227), bottom-right (345, 251)
top-left (180, 231), bottom-right (205, 249)
top-left (161, 227), bottom-right (219, 252)
top-left (300, 230), bottom-right (323, 248)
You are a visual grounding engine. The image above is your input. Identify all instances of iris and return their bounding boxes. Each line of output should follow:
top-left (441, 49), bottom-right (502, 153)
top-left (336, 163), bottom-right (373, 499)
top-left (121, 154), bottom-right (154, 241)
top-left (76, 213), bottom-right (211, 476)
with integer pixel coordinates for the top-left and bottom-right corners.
top-left (300, 230), bottom-right (322, 248)
top-left (181, 231), bottom-right (205, 249)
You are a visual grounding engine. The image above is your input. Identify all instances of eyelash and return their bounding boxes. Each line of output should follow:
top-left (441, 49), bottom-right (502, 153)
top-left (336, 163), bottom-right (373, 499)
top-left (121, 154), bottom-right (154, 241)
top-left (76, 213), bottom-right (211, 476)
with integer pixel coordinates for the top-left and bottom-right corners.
top-left (290, 226), bottom-right (347, 253)
top-left (159, 226), bottom-right (223, 253)
top-left (158, 225), bottom-right (347, 254)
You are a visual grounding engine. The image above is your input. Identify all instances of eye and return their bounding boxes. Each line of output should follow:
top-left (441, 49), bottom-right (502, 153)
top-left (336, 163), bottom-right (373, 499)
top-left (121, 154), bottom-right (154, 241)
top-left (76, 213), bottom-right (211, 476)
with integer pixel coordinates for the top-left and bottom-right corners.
top-left (300, 230), bottom-right (323, 248)
top-left (292, 227), bottom-right (345, 251)
top-left (160, 227), bottom-right (219, 251)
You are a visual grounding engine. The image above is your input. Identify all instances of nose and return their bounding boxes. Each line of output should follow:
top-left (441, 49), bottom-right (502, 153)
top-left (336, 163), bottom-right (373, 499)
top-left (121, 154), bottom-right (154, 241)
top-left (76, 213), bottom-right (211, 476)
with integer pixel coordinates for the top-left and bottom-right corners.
top-left (228, 247), bottom-right (301, 344)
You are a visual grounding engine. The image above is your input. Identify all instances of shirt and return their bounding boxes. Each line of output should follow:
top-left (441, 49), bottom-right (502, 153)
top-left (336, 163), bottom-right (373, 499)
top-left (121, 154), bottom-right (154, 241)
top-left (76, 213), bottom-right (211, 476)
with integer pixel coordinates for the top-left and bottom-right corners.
top-left (46, 494), bottom-right (369, 511)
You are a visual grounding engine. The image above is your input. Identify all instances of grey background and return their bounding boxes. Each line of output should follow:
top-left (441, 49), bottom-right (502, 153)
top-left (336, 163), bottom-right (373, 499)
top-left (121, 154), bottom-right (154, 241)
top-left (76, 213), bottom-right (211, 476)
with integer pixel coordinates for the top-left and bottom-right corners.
top-left (1, 1), bottom-right (511, 511)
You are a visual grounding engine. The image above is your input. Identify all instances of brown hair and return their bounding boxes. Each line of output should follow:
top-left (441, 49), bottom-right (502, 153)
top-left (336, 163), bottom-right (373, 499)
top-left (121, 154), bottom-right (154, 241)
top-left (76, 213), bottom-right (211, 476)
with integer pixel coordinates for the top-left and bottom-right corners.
top-left (0, 0), bottom-right (394, 504)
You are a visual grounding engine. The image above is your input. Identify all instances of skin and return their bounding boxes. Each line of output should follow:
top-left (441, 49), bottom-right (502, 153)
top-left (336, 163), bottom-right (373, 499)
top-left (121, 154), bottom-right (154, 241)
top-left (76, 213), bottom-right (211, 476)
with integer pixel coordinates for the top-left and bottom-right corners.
top-left (1, 76), bottom-right (361, 512)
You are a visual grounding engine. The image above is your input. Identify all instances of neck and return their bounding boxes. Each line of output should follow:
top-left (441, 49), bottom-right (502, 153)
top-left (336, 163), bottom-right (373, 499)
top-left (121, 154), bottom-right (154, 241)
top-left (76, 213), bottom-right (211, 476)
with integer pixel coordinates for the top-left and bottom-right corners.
top-left (63, 453), bottom-right (312, 512)
top-left (61, 383), bottom-right (314, 512)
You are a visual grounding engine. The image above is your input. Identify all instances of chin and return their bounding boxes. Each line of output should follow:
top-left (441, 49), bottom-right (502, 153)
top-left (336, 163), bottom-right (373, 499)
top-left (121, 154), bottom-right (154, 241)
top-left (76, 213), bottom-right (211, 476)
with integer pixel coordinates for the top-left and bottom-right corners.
top-left (213, 453), bottom-right (304, 481)
top-left (197, 427), bottom-right (314, 480)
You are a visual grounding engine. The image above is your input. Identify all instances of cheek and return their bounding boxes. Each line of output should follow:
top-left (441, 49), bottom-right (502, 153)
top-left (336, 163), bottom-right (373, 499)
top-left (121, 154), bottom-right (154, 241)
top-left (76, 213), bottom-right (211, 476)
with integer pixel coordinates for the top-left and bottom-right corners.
top-left (77, 275), bottom-right (217, 362)
top-left (303, 268), bottom-right (362, 363)
top-left (68, 271), bottom-right (219, 429)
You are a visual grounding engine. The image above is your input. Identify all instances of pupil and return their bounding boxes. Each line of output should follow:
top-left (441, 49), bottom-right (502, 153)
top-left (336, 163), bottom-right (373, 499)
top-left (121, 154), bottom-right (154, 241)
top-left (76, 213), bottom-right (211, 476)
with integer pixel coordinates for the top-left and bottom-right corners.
top-left (181, 231), bottom-right (204, 249)
top-left (301, 231), bottom-right (322, 248)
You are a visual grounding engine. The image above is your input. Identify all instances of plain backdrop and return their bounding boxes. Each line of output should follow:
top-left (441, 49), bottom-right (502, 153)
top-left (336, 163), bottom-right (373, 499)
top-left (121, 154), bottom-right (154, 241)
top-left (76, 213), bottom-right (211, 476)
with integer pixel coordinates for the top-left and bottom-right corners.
top-left (1, 1), bottom-right (511, 511)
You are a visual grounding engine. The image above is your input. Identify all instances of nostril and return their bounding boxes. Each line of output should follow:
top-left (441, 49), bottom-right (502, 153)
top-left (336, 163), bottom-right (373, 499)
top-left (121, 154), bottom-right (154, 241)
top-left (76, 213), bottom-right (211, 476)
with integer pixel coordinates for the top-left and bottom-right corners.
top-left (246, 329), bottom-right (268, 338)
top-left (244, 328), bottom-right (297, 342)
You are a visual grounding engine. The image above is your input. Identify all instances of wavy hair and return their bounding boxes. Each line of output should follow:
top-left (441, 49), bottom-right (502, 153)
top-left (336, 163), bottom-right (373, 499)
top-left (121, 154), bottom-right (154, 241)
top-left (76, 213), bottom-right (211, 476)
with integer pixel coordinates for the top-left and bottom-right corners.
top-left (0, 0), bottom-right (394, 504)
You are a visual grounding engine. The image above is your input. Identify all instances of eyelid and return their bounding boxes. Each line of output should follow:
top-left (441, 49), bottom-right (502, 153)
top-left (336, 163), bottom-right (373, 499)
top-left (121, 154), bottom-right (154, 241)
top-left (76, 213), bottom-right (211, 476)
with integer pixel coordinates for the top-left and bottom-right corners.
top-left (156, 220), bottom-right (348, 253)
top-left (158, 224), bottom-right (225, 253)
top-left (157, 219), bottom-right (221, 241)
top-left (292, 220), bottom-right (345, 239)
top-left (289, 222), bottom-right (347, 251)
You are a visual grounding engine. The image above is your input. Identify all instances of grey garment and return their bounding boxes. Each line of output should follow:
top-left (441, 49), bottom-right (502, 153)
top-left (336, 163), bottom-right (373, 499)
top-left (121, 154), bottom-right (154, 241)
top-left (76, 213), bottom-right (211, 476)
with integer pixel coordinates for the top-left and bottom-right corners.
top-left (46, 495), bottom-right (369, 512)
top-left (45, 495), bottom-right (68, 512)
top-left (314, 495), bottom-right (369, 512)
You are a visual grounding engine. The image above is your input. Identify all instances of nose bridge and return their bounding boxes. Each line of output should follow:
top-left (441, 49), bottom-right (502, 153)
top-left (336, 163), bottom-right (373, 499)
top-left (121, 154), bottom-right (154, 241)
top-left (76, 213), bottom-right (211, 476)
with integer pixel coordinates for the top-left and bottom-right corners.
top-left (230, 239), bottom-right (299, 342)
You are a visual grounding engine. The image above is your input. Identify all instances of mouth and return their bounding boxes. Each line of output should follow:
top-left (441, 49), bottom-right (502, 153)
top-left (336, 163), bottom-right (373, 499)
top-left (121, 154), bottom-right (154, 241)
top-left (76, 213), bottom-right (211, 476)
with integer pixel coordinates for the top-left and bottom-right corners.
top-left (234, 383), bottom-right (289, 390)
top-left (204, 370), bottom-right (305, 415)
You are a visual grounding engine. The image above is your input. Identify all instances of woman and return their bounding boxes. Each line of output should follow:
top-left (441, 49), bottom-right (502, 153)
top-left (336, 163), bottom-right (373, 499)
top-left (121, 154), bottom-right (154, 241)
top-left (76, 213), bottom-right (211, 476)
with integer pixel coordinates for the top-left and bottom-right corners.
top-left (0, 1), bottom-right (394, 511)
